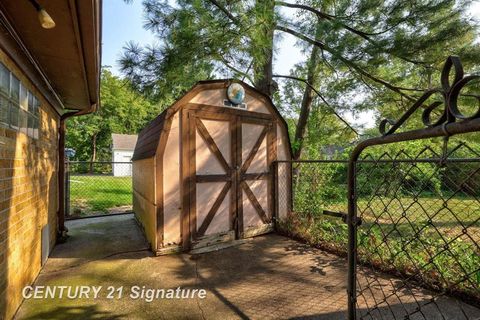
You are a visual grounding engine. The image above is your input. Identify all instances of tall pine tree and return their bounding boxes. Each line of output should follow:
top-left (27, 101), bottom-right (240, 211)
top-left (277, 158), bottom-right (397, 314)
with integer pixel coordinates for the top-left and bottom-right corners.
top-left (120, 0), bottom-right (480, 158)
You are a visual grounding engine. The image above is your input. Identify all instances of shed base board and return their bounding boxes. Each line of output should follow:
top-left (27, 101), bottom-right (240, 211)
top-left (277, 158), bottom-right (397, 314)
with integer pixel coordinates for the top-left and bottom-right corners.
top-left (156, 226), bottom-right (275, 255)
top-left (155, 245), bottom-right (183, 256)
top-left (132, 214), bottom-right (154, 252)
top-left (241, 223), bottom-right (274, 239)
top-left (191, 230), bottom-right (236, 251)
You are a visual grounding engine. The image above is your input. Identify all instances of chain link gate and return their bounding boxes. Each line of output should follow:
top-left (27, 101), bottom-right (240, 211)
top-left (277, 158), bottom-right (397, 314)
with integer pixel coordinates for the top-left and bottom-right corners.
top-left (347, 56), bottom-right (480, 319)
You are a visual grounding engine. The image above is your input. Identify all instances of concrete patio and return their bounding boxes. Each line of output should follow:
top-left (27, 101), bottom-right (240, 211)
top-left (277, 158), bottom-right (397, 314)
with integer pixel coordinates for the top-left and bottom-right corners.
top-left (14, 214), bottom-right (479, 320)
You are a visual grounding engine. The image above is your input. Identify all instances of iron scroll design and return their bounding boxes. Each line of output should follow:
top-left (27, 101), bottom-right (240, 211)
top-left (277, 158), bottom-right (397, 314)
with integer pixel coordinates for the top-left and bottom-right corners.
top-left (346, 56), bottom-right (480, 320)
top-left (379, 56), bottom-right (480, 136)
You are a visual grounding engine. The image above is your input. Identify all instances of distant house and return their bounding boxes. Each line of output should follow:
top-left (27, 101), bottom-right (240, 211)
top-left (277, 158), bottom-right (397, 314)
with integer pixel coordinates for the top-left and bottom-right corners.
top-left (112, 133), bottom-right (138, 176)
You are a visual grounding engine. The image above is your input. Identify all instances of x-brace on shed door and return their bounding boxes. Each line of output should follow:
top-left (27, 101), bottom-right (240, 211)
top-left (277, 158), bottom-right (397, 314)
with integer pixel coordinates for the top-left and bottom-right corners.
top-left (181, 104), bottom-right (276, 249)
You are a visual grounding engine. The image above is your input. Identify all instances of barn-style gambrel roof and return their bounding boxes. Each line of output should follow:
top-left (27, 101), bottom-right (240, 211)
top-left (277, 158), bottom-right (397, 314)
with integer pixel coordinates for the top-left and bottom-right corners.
top-left (112, 134), bottom-right (138, 151)
top-left (132, 79), bottom-right (292, 161)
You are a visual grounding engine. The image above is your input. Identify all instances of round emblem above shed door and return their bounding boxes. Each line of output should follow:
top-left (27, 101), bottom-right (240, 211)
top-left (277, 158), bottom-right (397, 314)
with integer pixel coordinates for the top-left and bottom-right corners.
top-left (226, 83), bottom-right (245, 105)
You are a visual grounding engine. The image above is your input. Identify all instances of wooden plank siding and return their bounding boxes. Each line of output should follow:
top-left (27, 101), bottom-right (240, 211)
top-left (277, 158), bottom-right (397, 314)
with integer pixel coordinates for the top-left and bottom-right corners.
top-left (131, 80), bottom-right (292, 255)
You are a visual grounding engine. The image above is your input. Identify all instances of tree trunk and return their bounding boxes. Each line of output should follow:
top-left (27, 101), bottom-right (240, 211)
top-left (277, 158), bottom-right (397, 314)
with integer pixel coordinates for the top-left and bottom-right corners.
top-left (255, 51), bottom-right (274, 97)
top-left (89, 133), bottom-right (97, 174)
top-left (252, 0), bottom-right (275, 97)
top-left (292, 26), bottom-right (322, 160)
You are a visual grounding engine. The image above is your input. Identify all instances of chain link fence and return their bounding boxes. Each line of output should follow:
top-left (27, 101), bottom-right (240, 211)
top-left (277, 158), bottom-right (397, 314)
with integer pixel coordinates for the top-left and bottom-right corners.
top-left (275, 160), bottom-right (350, 252)
top-left (353, 143), bottom-right (480, 319)
top-left (274, 142), bottom-right (480, 318)
top-left (65, 161), bottom-right (133, 219)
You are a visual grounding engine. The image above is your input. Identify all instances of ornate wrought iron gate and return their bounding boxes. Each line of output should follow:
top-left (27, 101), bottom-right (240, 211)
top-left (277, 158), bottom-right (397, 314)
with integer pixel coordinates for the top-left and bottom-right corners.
top-left (347, 57), bottom-right (480, 319)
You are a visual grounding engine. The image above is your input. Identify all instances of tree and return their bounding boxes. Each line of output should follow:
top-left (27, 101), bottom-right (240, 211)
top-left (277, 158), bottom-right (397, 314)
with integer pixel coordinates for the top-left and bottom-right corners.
top-left (120, 0), bottom-right (480, 159)
top-left (277, 0), bottom-right (479, 158)
top-left (66, 69), bottom-right (157, 167)
top-left (278, 63), bottom-right (357, 159)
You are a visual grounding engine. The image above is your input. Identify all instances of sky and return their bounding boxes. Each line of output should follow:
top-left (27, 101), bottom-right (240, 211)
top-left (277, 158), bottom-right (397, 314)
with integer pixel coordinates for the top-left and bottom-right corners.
top-left (102, 1), bottom-right (306, 76)
top-left (102, 0), bottom-right (480, 129)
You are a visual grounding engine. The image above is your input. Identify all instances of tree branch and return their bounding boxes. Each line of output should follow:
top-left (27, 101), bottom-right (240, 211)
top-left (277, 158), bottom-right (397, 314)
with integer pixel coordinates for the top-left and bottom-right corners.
top-left (206, 0), bottom-right (241, 26)
top-left (273, 74), bottom-right (359, 136)
top-left (276, 1), bottom-right (404, 35)
top-left (275, 25), bottom-right (417, 102)
top-left (242, 60), bottom-right (254, 82)
top-left (220, 57), bottom-right (255, 83)
top-left (276, 1), bottom-right (336, 20)
top-left (276, 1), bottom-right (428, 66)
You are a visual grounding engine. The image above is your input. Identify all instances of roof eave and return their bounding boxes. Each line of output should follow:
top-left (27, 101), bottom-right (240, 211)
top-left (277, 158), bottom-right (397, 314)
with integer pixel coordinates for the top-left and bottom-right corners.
top-left (0, 0), bottom-right (102, 114)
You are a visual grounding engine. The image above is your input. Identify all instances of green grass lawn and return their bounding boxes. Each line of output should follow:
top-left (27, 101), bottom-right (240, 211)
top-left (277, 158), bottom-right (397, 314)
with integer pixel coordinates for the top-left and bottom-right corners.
top-left (68, 175), bottom-right (132, 216)
top-left (282, 196), bottom-right (480, 300)
top-left (293, 195), bottom-right (480, 240)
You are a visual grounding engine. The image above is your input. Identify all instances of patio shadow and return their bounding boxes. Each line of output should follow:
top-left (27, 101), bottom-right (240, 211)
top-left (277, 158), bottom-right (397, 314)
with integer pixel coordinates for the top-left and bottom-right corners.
top-left (22, 305), bottom-right (125, 320)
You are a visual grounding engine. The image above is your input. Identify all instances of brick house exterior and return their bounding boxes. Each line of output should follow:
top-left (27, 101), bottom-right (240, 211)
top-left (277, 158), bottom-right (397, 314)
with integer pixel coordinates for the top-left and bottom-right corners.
top-left (0, 48), bottom-right (59, 319)
top-left (0, 1), bottom-right (101, 319)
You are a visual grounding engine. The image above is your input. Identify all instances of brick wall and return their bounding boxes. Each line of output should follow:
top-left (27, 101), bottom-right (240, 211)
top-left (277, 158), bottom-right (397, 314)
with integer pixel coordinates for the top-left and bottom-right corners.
top-left (0, 49), bottom-right (59, 319)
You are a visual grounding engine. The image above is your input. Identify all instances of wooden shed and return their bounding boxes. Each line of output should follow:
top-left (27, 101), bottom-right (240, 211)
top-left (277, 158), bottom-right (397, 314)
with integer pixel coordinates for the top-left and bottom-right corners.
top-left (132, 79), bottom-right (292, 254)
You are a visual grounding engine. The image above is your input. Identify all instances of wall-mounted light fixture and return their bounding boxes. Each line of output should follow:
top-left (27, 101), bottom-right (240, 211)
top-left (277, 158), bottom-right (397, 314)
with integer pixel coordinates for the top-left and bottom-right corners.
top-left (28, 0), bottom-right (56, 29)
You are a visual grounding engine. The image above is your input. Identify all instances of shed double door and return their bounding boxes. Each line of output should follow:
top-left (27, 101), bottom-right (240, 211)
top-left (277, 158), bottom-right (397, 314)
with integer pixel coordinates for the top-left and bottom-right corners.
top-left (182, 107), bottom-right (276, 249)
